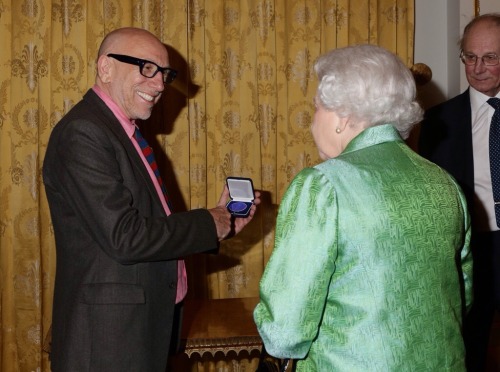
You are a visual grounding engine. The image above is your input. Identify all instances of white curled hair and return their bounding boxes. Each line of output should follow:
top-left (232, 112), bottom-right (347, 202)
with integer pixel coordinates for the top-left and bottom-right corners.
top-left (314, 44), bottom-right (423, 139)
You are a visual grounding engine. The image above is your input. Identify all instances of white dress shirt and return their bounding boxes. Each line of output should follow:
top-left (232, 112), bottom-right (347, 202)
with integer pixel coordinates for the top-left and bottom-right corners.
top-left (471, 87), bottom-right (500, 231)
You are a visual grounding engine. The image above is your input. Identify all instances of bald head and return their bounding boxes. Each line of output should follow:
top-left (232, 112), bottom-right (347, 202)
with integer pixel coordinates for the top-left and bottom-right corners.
top-left (98, 27), bottom-right (166, 58)
top-left (460, 13), bottom-right (500, 50)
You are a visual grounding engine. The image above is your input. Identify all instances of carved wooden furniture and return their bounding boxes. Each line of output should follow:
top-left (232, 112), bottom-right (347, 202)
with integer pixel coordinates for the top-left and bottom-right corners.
top-left (167, 297), bottom-right (263, 370)
top-left (180, 297), bottom-right (262, 358)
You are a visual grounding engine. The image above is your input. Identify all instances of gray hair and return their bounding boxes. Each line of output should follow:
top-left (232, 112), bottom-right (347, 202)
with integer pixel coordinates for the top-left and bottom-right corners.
top-left (314, 44), bottom-right (423, 139)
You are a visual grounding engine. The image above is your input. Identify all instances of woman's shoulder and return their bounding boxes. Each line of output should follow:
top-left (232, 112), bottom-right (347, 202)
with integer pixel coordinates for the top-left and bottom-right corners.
top-left (288, 166), bottom-right (336, 194)
top-left (293, 166), bottom-right (326, 183)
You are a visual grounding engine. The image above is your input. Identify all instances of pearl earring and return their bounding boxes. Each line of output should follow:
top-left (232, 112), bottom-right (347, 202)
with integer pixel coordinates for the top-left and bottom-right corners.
top-left (336, 128), bottom-right (341, 134)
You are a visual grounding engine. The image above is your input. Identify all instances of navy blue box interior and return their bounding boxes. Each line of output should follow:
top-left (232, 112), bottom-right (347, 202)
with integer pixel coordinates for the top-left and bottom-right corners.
top-left (226, 177), bottom-right (254, 217)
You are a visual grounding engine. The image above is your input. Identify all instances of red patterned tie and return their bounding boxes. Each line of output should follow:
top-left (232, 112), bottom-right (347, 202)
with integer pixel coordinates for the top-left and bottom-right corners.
top-left (133, 127), bottom-right (187, 302)
top-left (133, 127), bottom-right (171, 208)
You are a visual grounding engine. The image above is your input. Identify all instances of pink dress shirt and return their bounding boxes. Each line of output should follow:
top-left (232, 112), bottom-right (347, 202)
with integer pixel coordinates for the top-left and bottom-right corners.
top-left (92, 85), bottom-right (187, 303)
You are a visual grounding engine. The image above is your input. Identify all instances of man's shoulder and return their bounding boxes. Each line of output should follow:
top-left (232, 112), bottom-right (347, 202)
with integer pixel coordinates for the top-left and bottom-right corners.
top-left (48, 90), bottom-right (118, 145)
top-left (72, 89), bottom-right (105, 113)
top-left (57, 90), bottom-right (109, 124)
top-left (425, 90), bottom-right (470, 117)
top-left (418, 90), bottom-right (472, 166)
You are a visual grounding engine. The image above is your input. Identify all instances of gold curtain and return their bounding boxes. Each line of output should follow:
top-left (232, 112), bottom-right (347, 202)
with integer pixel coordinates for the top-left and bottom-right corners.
top-left (0, 1), bottom-right (414, 370)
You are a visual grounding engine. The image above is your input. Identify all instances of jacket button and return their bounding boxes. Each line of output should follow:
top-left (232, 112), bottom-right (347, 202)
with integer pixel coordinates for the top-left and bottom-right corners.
top-left (169, 282), bottom-right (176, 289)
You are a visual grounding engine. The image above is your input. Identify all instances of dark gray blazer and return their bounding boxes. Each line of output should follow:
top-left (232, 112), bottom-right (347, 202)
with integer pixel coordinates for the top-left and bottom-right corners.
top-left (43, 89), bottom-right (218, 371)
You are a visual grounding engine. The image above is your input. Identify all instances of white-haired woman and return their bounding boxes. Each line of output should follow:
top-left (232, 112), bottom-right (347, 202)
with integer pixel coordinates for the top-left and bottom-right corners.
top-left (254, 44), bottom-right (472, 371)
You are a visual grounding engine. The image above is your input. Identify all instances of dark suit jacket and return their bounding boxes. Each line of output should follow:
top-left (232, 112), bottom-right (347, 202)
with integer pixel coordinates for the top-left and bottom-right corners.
top-left (43, 89), bottom-right (219, 371)
top-left (420, 90), bottom-right (500, 372)
top-left (419, 90), bottom-right (476, 214)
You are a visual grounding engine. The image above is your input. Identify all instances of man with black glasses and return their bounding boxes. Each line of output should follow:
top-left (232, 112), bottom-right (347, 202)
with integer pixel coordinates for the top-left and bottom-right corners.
top-left (419, 13), bottom-right (500, 372)
top-left (43, 27), bottom-right (260, 372)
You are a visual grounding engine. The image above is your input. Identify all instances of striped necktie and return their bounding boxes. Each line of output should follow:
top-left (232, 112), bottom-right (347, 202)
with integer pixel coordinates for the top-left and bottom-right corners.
top-left (488, 97), bottom-right (500, 227)
top-left (133, 127), bottom-right (187, 302)
top-left (133, 127), bottom-right (170, 207)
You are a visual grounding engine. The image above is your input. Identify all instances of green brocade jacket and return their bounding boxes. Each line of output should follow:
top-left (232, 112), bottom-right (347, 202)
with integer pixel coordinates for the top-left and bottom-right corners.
top-left (254, 124), bottom-right (472, 371)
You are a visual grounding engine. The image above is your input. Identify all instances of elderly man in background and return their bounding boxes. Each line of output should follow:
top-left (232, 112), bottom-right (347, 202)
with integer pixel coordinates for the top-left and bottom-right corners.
top-left (419, 13), bottom-right (500, 371)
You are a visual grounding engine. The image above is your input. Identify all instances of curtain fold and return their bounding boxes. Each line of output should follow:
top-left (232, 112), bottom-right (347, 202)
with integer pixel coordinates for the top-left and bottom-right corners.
top-left (0, 1), bottom-right (415, 370)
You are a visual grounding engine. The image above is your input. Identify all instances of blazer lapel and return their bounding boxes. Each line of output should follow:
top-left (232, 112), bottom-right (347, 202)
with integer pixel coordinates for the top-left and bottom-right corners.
top-left (83, 90), bottom-right (165, 210)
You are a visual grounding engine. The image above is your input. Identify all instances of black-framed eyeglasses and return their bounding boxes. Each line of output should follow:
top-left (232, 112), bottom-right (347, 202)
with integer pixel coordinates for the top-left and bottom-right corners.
top-left (460, 51), bottom-right (500, 66)
top-left (107, 53), bottom-right (177, 84)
